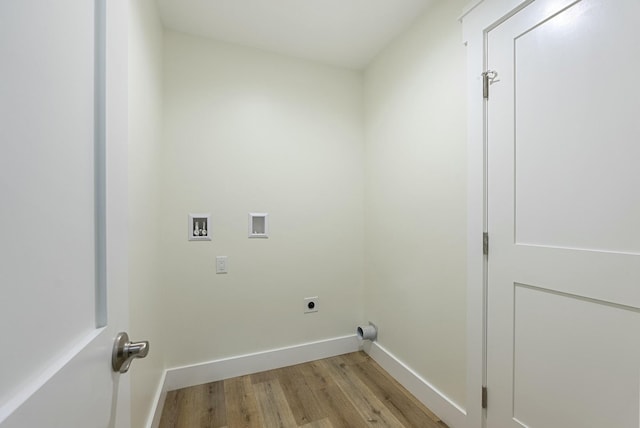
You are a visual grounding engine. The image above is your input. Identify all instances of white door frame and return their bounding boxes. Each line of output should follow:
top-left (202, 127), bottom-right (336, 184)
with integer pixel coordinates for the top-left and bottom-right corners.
top-left (461, 1), bottom-right (534, 427)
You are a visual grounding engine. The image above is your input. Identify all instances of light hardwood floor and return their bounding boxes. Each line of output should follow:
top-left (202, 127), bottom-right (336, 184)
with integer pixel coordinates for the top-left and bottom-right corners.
top-left (159, 351), bottom-right (448, 428)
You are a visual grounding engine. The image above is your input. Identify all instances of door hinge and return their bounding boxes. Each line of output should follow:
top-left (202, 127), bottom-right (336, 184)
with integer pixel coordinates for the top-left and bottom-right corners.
top-left (482, 70), bottom-right (498, 99)
top-left (482, 386), bottom-right (488, 409)
top-left (483, 232), bottom-right (489, 256)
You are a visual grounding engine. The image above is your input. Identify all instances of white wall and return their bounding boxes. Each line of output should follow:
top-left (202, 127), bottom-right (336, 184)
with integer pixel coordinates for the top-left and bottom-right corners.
top-left (128, 0), bottom-right (165, 426)
top-left (364, 0), bottom-right (468, 408)
top-left (129, 2), bottom-right (469, 422)
top-left (159, 31), bottom-right (365, 368)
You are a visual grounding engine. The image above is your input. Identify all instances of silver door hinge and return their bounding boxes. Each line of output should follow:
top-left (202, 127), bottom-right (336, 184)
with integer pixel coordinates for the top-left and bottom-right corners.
top-left (482, 70), bottom-right (498, 99)
top-left (482, 386), bottom-right (488, 409)
top-left (483, 232), bottom-right (489, 256)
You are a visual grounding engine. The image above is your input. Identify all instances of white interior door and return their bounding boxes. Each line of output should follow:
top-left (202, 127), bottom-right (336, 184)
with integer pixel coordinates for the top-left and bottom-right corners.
top-left (0, 1), bottom-right (130, 427)
top-left (486, 0), bottom-right (640, 427)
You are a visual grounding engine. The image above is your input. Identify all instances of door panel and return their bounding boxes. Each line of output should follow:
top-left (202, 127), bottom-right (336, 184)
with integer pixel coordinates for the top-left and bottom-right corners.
top-left (0, 0), bottom-right (97, 405)
top-left (486, 0), bottom-right (640, 427)
top-left (513, 285), bottom-right (640, 428)
top-left (513, 0), bottom-right (640, 254)
top-left (0, 1), bottom-right (129, 426)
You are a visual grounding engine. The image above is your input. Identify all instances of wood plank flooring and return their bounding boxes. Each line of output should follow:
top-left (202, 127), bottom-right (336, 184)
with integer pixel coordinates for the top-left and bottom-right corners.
top-left (159, 352), bottom-right (448, 428)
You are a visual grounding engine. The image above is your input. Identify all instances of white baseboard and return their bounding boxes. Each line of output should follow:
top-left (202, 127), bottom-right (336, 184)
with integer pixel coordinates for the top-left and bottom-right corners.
top-left (165, 335), bottom-right (359, 391)
top-left (147, 335), bottom-right (359, 427)
top-left (365, 341), bottom-right (467, 428)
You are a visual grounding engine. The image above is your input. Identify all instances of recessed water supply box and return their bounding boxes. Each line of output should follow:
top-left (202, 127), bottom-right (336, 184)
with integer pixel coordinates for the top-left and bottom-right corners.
top-left (248, 213), bottom-right (269, 238)
top-left (189, 213), bottom-right (211, 241)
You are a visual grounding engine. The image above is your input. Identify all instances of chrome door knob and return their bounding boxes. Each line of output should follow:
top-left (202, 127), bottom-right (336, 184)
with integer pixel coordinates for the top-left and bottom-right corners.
top-left (112, 332), bottom-right (149, 373)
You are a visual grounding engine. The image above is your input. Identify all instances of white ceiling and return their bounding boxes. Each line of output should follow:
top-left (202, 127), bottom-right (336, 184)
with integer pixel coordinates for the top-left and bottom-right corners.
top-left (156, 0), bottom-right (435, 69)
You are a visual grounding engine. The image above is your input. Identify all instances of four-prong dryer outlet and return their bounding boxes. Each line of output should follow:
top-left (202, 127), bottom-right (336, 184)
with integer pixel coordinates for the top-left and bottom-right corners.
top-left (304, 297), bottom-right (319, 313)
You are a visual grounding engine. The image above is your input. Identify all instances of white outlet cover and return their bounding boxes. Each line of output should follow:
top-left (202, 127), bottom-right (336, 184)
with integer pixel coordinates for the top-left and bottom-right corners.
top-left (303, 297), bottom-right (319, 313)
top-left (216, 256), bottom-right (228, 274)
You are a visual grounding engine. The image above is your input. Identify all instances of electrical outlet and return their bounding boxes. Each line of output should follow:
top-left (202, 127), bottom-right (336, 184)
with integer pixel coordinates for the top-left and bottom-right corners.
top-left (216, 256), bottom-right (228, 274)
top-left (303, 297), bottom-right (319, 313)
